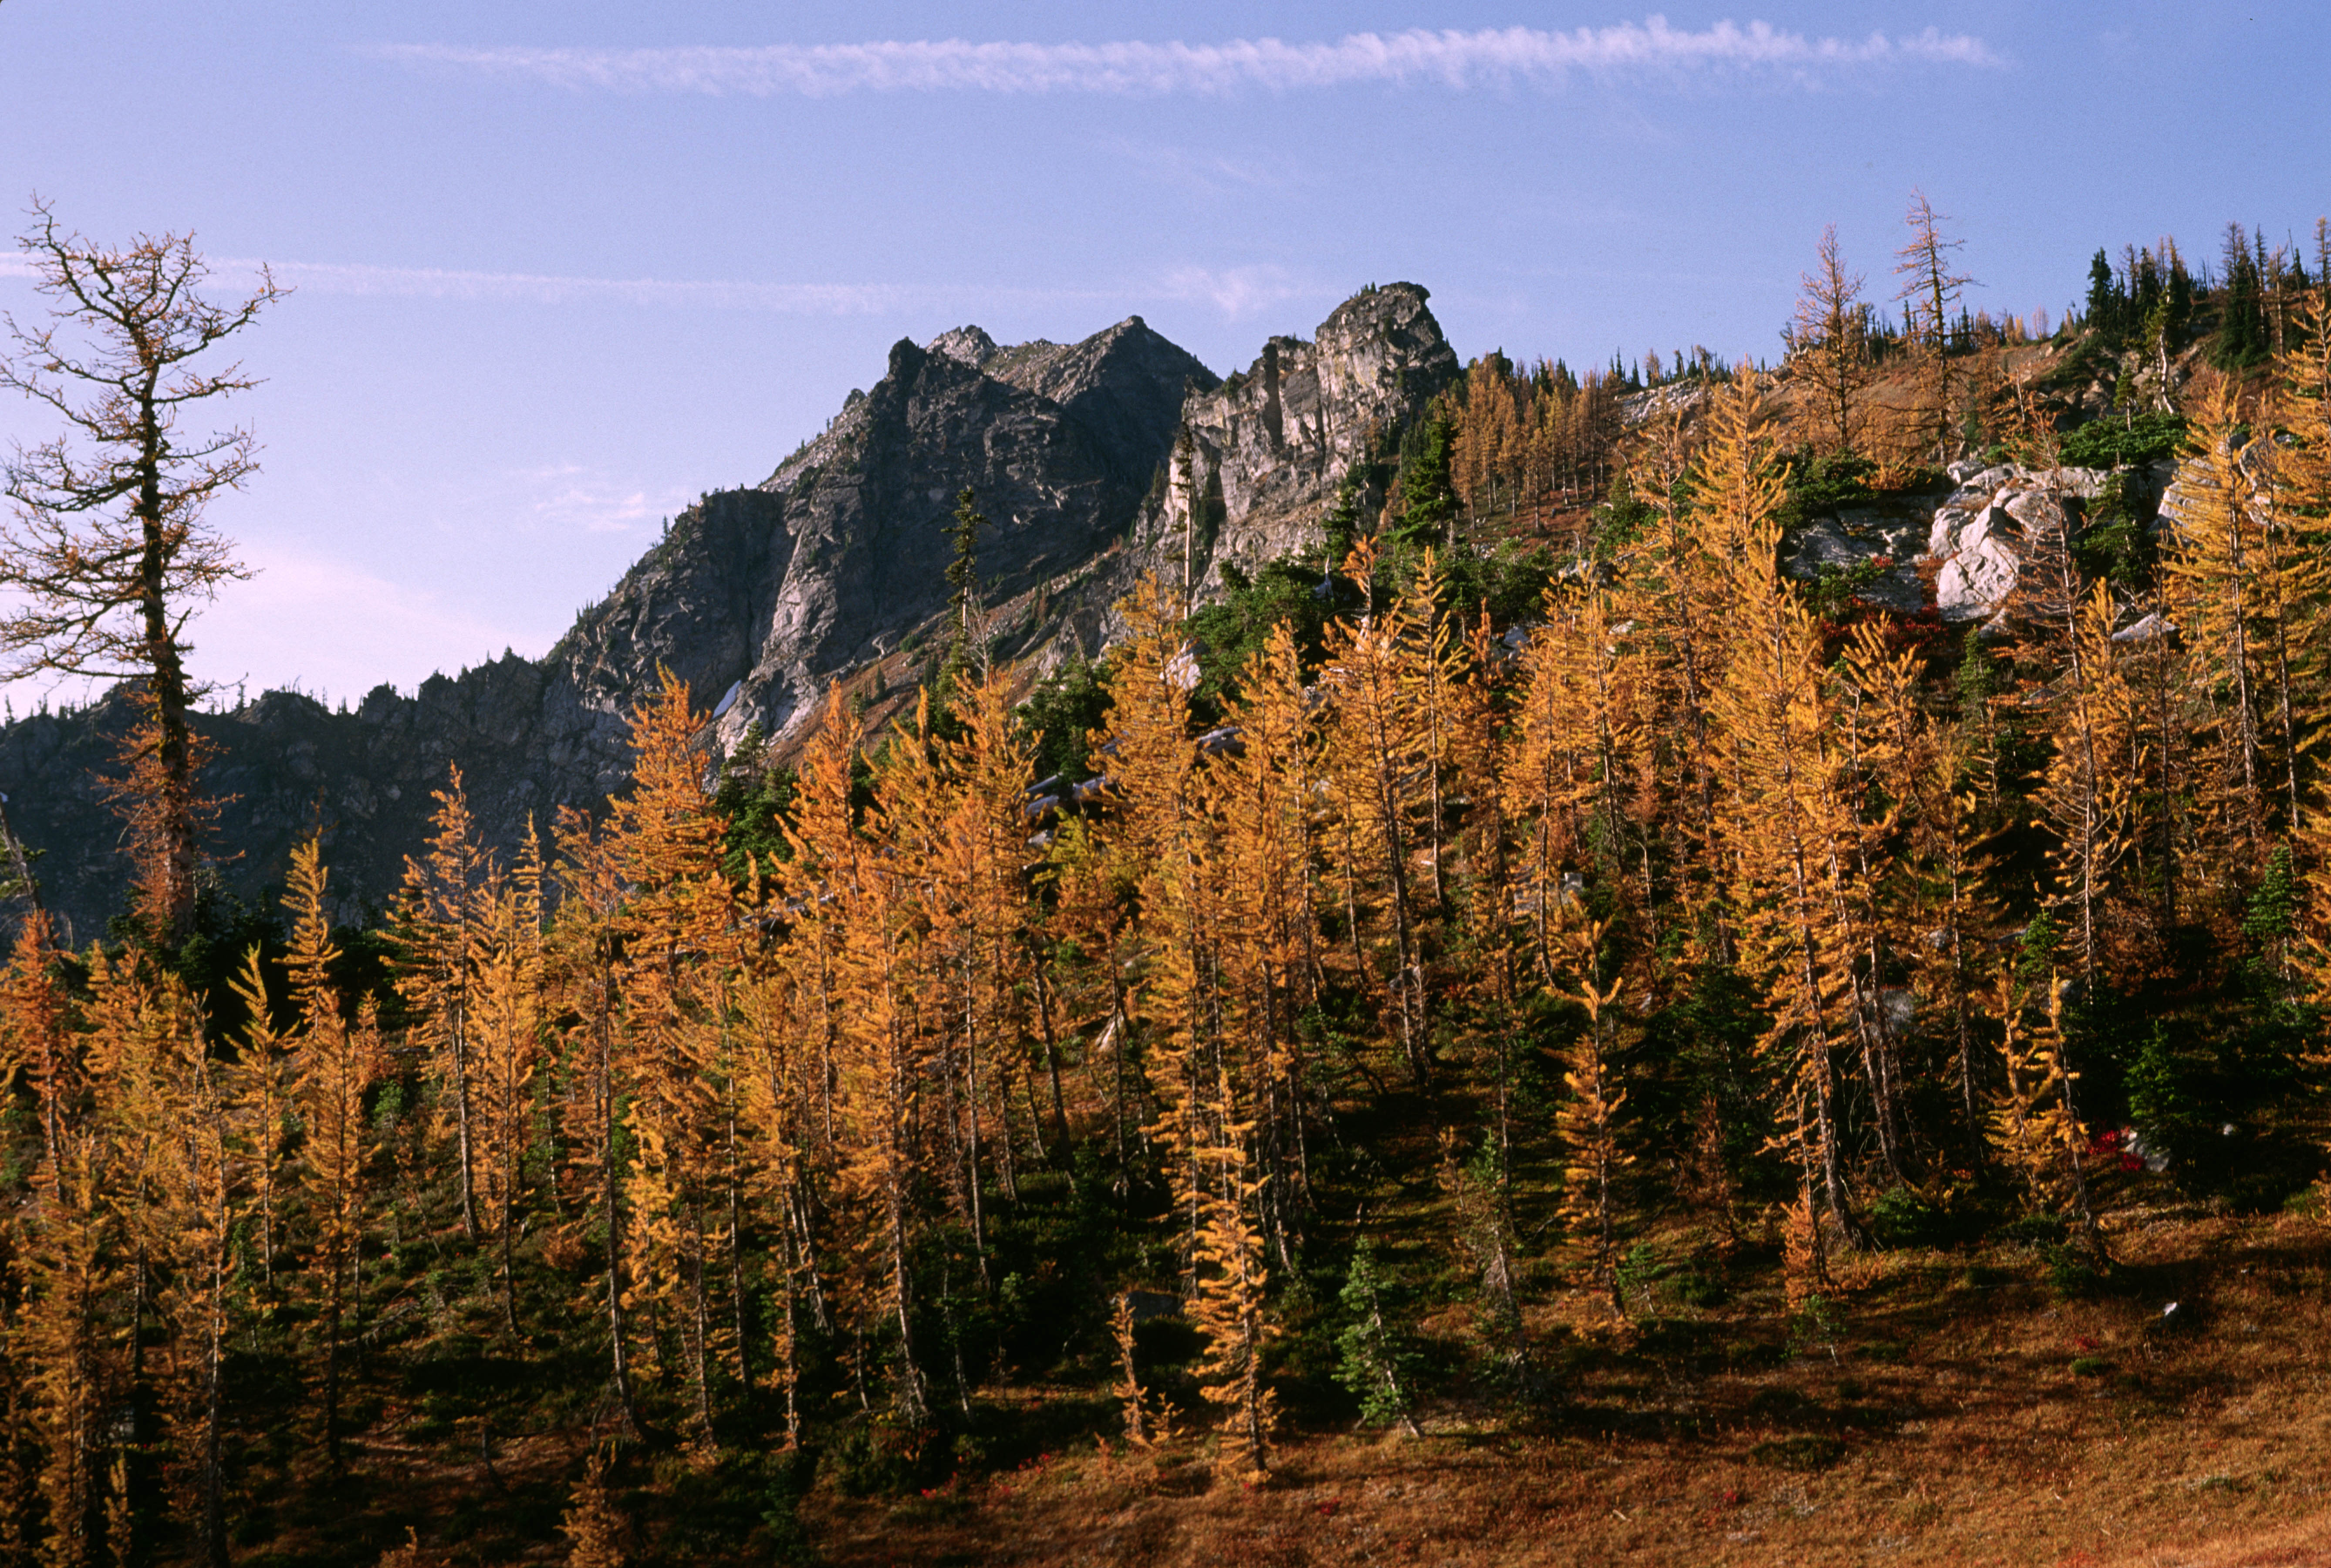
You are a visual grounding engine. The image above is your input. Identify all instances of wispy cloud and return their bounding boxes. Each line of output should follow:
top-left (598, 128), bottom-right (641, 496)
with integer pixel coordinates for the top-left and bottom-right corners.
top-left (1155, 265), bottom-right (1311, 318)
top-left (9, 244), bottom-right (1373, 328)
top-left (365, 20), bottom-right (2001, 98)
top-left (1110, 142), bottom-right (1300, 198)
top-left (177, 258), bottom-right (1139, 316)
top-left (517, 463), bottom-right (680, 536)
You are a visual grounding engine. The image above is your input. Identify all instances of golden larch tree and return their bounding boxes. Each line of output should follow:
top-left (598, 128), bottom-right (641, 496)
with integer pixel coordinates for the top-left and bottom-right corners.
top-left (1788, 224), bottom-right (1874, 456)
top-left (1699, 371), bottom-right (1865, 1237)
top-left (395, 769), bottom-right (490, 1237)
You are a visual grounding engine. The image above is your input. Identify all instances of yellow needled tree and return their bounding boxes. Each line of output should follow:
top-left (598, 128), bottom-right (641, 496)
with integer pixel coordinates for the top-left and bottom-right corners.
top-left (2162, 385), bottom-right (2278, 855)
top-left (929, 664), bottom-right (1043, 1260)
top-left (1098, 574), bottom-right (1207, 1238)
top-left (2274, 294), bottom-right (2331, 547)
top-left (549, 803), bottom-right (647, 1437)
top-left (1698, 371), bottom-right (1865, 1239)
top-left (559, 1448), bottom-right (628, 1568)
top-left (1996, 399), bottom-right (2155, 987)
top-left (1555, 923), bottom-right (1632, 1322)
top-left (1045, 809), bottom-right (1145, 1191)
top-left (88, 934), bottom-right (229, 1564)
top-left (276, 836), bottom-right (383, 1463)
top-left (776, 684), bottom-right (866, 1176)
top-left (873, 687), bottom-right (996, 1410)
top-left (468, 827), bottom-right (546, 1340)
top-left (1844, 620), bottom-right (2001, 1167)
top-left (733, 946), bottom-right (813, 1447)
top-left (1449, 608), bottom-right (1533, 1177)
top-left (1451, 354), bottom-right (1525, 524)
top-left (1154, 643), bottom-right (1321, 1472)
top-left (2162, 380), bottom-right (2328, 921)
top-left (14, 1124), bottom-right (114, 1568)
top-left (1316, 542), bottom-right (1445, 1093)
top-left (832, 698), bottom-right (938, 1425)
top-left (226, 948), bottom-right (293, 1294)
top-left (1787, 224), bottom-right (1874, 456)
top-left (1095, 571), bottom-right (1287, 1459)
top-left (1185, 1062), bottom-right (1277, 1484)
top-left (395, 768), bottom-right (489, 1239)
top-left (1510, 579), bottom-right (1647, 986)
top-left (70, 931), bottom-right (227, 1565)
top-left (166, 963), bottom-right (240, 1566)
top-left (758, 684), bottom-right (877, 1413)
top-left (606, 670), bottom-right (742, 1451)
top-left (0, 912), bottom-right (71, 1558)
top-left (1616, 421), bottom-right (1733, 946)
top-left (2032, 584), bottom-right (2147, 987)
top-left (1986, 966), bottom-right (2105, 1259)
top-left (1209, 621), bottom-right (1324, 1267)
top-left (0, 914), bottom-right (74, 1198)
top-left (2280, 298), bottom-right (2331, 1102)
top-left (888, 677), bottom-right (989, 1278)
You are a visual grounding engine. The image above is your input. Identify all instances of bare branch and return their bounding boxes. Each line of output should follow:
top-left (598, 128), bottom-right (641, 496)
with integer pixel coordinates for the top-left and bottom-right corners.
top-left (0, 199), bottom-right (280, 938)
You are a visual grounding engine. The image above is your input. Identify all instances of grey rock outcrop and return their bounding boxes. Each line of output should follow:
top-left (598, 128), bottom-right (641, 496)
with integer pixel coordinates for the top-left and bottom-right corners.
top-left (1618, 381), bottom-right (1713, 427)
top-left (1116, 283), bottom-right (1458, 604)
top-left (1782, 509), bottom-right (1932, 613)
top-left (1927, 469), bottom-right (2057, 623)
top-left (1924, 462), bottom-right (2171, 624)
top-left (1776, 454), bottom-right (2181, 626)
top-left (710, 314), bottom-right (1218, 747)
top-left (2155, 440), bottom-right (2274, 541)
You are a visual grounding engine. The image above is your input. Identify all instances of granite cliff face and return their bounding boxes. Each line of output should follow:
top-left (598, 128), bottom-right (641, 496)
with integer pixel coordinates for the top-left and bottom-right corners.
top-left (710, 314), bottom-right (1217, 750)
top-left (0, 285), bottom-right (1457, 937)
top-left (1120, 283), bottom-right (1458, 604)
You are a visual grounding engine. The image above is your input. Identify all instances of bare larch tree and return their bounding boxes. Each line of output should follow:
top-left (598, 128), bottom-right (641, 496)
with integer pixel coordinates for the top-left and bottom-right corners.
top-left (0, 199), bottom-right (280, 941)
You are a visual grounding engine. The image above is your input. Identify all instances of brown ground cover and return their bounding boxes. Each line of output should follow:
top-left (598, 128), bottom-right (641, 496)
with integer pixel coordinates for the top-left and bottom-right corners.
top-left (804, 1208), bottom-right (2331, 1568)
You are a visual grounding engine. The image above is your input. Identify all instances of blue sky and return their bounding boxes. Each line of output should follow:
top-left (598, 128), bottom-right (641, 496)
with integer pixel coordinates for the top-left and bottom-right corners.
top-left (1, 1), bottom-right (2324, 705)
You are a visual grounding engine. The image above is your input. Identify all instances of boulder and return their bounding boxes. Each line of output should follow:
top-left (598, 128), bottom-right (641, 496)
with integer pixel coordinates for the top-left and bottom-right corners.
top-left (1781, 509), bottom-right (1929, 612)
top-left (2155, 439), bottom-right (2276, 540)
top-left (1922, 464), bottom-right (2128, 624)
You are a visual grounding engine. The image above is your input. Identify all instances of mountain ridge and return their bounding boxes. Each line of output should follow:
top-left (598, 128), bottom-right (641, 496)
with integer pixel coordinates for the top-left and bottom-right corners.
top-left (0, 284), bottom-right (1459, 936)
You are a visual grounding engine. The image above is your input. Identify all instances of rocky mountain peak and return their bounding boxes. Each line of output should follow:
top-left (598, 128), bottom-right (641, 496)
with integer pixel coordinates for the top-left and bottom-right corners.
top-left (925, 324), bottom-right (1000, 368)
top-left (0, 282), bottom-right (1459, 936)
top-left (1115, 280), bottom-right (1459, 599)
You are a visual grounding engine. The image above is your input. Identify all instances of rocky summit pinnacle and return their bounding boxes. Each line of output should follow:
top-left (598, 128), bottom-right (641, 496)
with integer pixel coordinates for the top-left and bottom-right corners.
top-left (0, 284), bottom-right (1459, 936)
top-left (1125, 283), bottom-right (1457, 595)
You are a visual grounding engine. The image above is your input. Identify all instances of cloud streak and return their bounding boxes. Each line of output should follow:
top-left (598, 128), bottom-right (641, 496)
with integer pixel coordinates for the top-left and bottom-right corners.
top-left (517, 462), bottom-right (681, 535)
top-left (1110, 142), bottom-right (1301, 198)
top-left (365, 19), bottom-right (2002, 98)
top-left (1156, 265), bottom-right (1311, 317)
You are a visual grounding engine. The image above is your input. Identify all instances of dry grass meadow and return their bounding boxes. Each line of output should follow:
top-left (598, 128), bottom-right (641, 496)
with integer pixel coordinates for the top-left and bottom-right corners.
top-left (804, 1206), bottom-right (2331, 1568)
